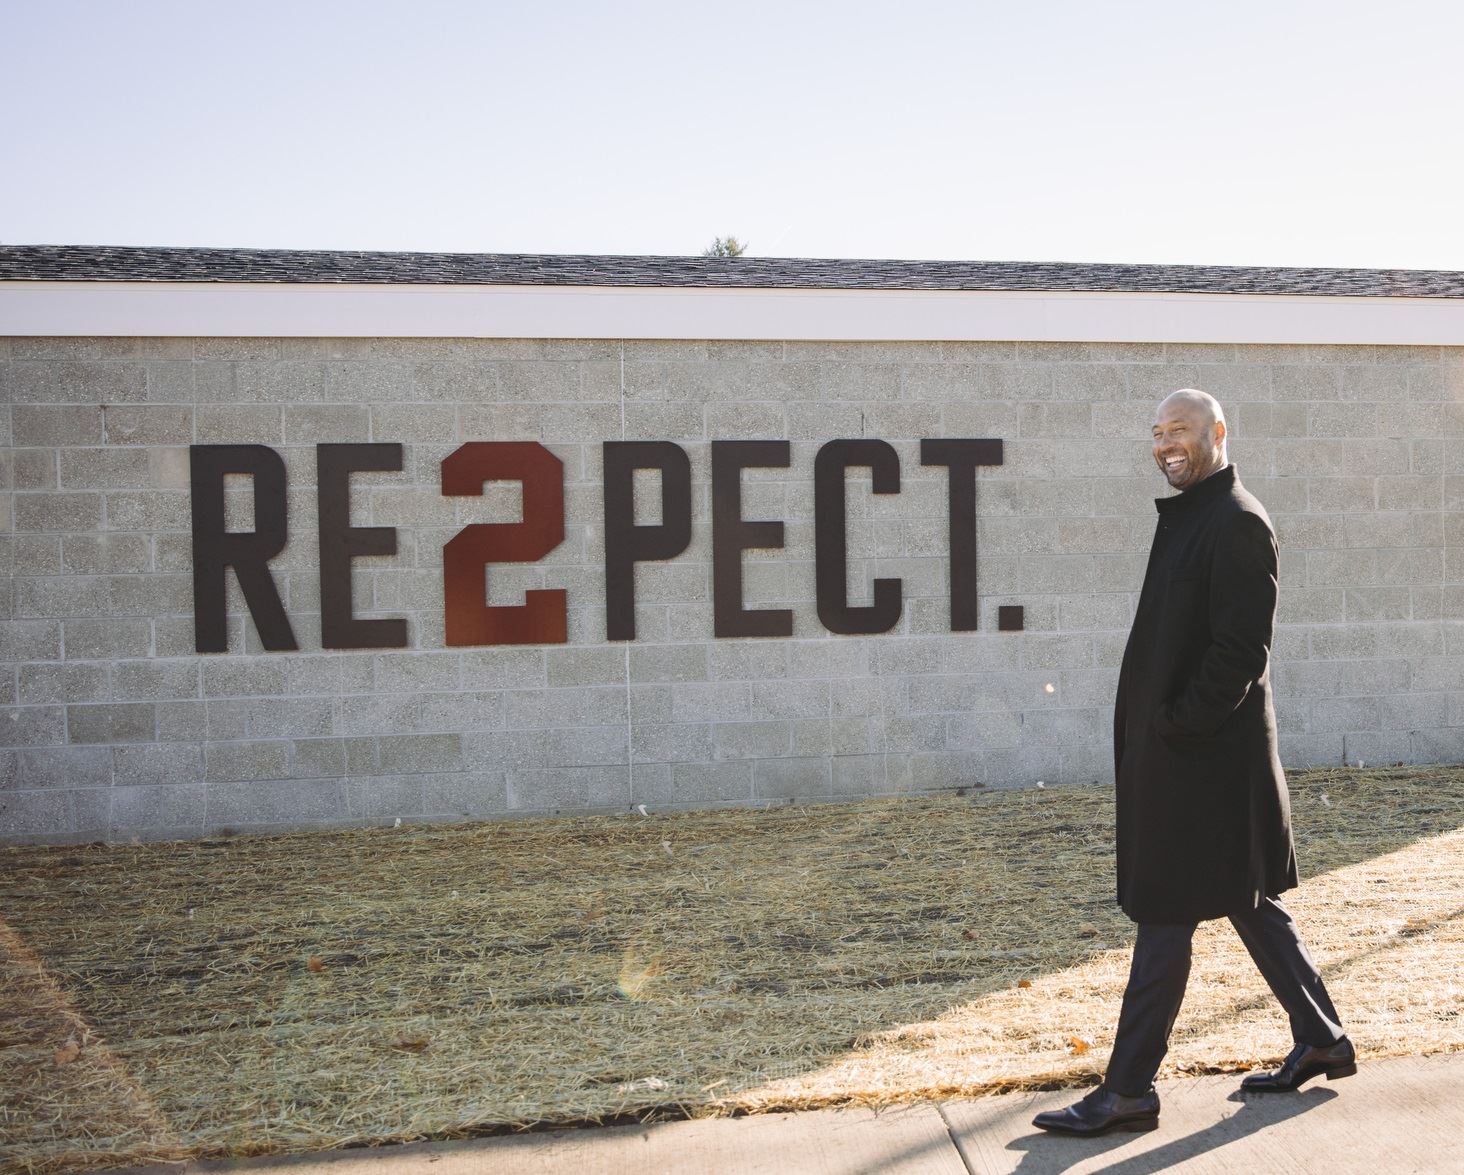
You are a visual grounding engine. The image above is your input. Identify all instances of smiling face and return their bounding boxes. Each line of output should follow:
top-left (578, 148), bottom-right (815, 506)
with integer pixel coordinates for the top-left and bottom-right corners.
top-left (1151, 391), bottom-right (1227, 491)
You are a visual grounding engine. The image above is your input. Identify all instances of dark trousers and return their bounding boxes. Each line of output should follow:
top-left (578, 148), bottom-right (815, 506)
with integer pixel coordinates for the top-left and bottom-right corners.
top-left (1104, 895), bottom-right (1345, 1096)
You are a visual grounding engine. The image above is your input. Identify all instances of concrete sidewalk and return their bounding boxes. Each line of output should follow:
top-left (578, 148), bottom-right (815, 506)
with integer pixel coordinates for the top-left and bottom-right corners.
top-left (118, 1053), bottom-right (1463, 1174)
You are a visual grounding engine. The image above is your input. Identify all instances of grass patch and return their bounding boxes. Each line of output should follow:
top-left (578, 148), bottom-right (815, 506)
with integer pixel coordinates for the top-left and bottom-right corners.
top-left (1, 765), bottom-right (1461, 1173)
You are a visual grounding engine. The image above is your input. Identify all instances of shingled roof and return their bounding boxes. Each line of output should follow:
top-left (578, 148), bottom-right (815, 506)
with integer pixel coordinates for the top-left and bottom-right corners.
top-left (3, 245), bottom-right (1463, 298)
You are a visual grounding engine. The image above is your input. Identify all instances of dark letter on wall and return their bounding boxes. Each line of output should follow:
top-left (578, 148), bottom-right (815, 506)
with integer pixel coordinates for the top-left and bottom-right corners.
top-left (190, 444), bottom-right (297, 653)
top-left (441, 441), bottom-right (567, 646)
top-left (603, 441), bottom-right (692, 641)
top-left (920, 438), bottom-right (1003, 632)
top-left (317, 443), bottom-right (407, 649)
top-left (711, 440), bottom-right (793, 638)
top-left (814, 439), bottom-right (903, 635)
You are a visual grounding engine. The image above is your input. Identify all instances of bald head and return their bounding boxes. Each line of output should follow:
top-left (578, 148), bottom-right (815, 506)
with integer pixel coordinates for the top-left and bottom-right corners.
top-left (1152, 388), bottom-right (1228, 491)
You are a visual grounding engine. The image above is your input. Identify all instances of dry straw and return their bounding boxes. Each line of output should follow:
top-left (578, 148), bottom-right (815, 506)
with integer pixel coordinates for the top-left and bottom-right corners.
top-left (1, 766), bottom-right (1460, 1174)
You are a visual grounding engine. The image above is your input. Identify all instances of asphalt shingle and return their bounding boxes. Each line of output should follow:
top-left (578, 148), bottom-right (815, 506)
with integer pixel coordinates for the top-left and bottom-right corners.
top-left (3, 244), bottom-right (1463, 297)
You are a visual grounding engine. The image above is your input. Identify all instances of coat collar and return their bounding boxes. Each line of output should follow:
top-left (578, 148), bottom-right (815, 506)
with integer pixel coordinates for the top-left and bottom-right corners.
top-left (1155, 463), bottom-right (1236, 514)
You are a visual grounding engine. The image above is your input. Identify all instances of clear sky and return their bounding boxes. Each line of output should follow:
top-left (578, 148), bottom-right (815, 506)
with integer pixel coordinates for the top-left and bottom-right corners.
top-left (5, 0), bottom-right (1463, 269)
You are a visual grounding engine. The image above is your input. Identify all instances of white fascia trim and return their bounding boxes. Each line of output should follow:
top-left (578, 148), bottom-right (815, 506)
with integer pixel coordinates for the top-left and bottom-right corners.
top-left (5, 280), bottom-right (1464, 344)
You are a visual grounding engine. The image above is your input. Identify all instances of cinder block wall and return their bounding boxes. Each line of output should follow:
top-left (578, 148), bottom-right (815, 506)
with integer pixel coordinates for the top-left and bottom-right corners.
top-left (2, 337), bottom-right (1460, 843)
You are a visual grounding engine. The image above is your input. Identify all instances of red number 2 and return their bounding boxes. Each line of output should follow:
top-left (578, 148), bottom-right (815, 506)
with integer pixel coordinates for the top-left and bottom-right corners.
top-left (441, 442), bottom-right (567, 646)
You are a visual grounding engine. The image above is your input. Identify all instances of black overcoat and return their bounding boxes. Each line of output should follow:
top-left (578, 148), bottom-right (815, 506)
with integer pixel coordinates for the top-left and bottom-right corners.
top-left (1114, 465), bottom-right (1298, 924)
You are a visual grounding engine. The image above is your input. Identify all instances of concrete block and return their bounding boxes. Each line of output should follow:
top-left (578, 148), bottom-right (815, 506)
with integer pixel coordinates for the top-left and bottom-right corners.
top-left (941, 400), bottom-right (1018, 437)
top-left (537, 725), bottom-right (628, 767)
top-left (669, 682), bottom-right (750, 723)
top-left (628, 644), bottom-right (708, 683)
top-left (370, 404), bottom-right (458, 442)
top-left (113, 743), bottom-right (202, 786)
top-left (204, 741), bottom-right (291, 781)
top-left (750, 679), bottom-right (829, 719)
top-left (1019, 402), bottom-right (1093, 438)
top-left (1057, 594), bottom-right (1133, 631)
top-left (0, 790), bottom-right (86, 839)
top-left (656, 761), bottom-right (752, 804)
top-left (1018, 706), bottom-right (1106, 746)
top-left (505, 686), bottom-right (626, 729)
top-left (66, 703), bottom-right (154, 744)
top-left (946, 711), bottom-right (1023, 750)
top-left (292, 738), bottom-right (347, 778)
top-left (205, 777), bottom-right (343, 827)
top-left (325, 358), bottom-right (418, 403)
top-left (410, 362), bottom-right (495, 403)
top-left (195, 404), bottom-right (284, 443)
top-left (1409, 728), bottom-right (1464, 764)
top-left (15, 492), bottom-right (102, 532)
top-left (506, 765), bottom-right (629, 811)
top-left (58, 448), bottom-right (151, 489)
top-left (113, 660), bottom-right (200, 700)
top-left (1055, 668), bottom-right (1120, 708)
top-left (13, 406), bottom-right (103, 446)
top-left (62, 534), bottom-right (151, 574)
top-left (235, 361), bottom-right (325, 403)
top-left (1310, 697), bottom-right (1381, 732)
top-left (9, 362), bottom-right (147, 404)
top-left (418, 691), bottom-right (504, 731)
top-left (1309, 625), bottom-right (1378, 660)
top-left (1271, 365), bottom-right (1341, 401)
top-left (19, 746), bottom-right (112, 788)
top-left (618, 402), bottom-right (704, 440)
top-left (373, 651), bottom-right (461, 693)
top-left (12, 447), bottom-right (56, 488)
top-left (109, 783), bottom-right (205, 832)
top-left (1339, 730), bottom-right (1414, 766)
top-left (1378, 476), bottom-right (1441, 511)
top-left (889, 750), bottom-right (984, 791)
top-left (714, 721), bottom-right (791, 760)
top-left (1331, 660), bottom-right (1407, 696)
top-left (377, 733), bottom-right (464, 774)
top-left (103, 490), bottom-right (190, 531)
top-left (63, 618), bottom-right (152, 660)
top-left (1020, 634), bottom-right (1095, 669)
top-left (194, 339), bottom-right (279, 360)
top-left (104, 405), bottom-right (194, 445)
top-left (791, 719), bottom-right (832, 756)
top-left (155, 699), bottom-right (207, 741)
top-left (829, 754), bottom-right (887, 794)
top-left (753, 757), bottom-right (831, 800)
top-left (881, 712), bottom-right (947, 753)
top-left (343, 776), bottom-right (426, 819)
top-left (1307, 550), bottom-right (1379, 587)
top-left (422, 771), bottom-right (507, 819)
top-left (11, 536), bottom-right (62, 575)
top-left (201, 659), bottom-right (287, 698)
top-left (550, 402), bottom-right (625, 443)
top-left (284, 405), bottom-right (371, 443)
top-left (631, 723), bottom-right (711, 764)
top-left (1309, 402), bottom-right (1380, 438)
top-left (337, 693), bottom-right (422, 735)
top-left (2, 620), bottom-right (62, 661)
top-left (18, 662), bottom-right (109, 704)
top-left (105, 574), bottom-right (191, 618)
top-left (206, 697), bottom-right (333, 740)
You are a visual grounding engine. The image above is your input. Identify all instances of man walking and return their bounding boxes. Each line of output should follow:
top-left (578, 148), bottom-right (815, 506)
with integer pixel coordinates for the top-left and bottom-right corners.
top-left (1033, 389), bottom-right (1353, 1137)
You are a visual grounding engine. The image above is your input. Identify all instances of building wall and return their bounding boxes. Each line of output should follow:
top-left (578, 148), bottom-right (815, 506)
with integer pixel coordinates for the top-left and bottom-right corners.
top-left (2, 335), bottom-right (1461, 844)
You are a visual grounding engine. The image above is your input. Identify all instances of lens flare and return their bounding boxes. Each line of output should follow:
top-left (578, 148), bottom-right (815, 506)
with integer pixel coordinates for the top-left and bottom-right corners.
top-left (617, 948), bottom-right (665, 1000)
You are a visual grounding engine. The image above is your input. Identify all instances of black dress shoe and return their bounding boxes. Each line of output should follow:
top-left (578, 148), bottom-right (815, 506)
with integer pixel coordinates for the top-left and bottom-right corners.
top-left (1032, 1084), bottom-right (1160, 1136)
top-left (1241, 1037), bottom-right (1357, 1092)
